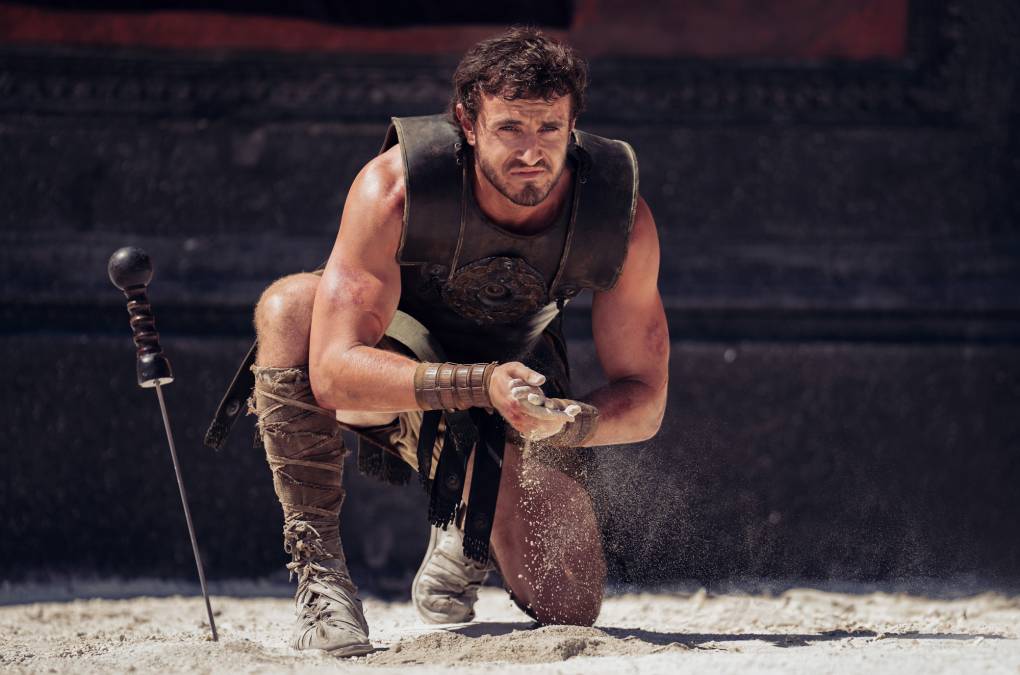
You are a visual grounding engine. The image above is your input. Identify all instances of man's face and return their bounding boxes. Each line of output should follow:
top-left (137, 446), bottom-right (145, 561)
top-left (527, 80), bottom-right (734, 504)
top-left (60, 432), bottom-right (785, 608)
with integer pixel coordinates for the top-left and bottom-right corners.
top-left (460, 93), bottom-right (574, 207)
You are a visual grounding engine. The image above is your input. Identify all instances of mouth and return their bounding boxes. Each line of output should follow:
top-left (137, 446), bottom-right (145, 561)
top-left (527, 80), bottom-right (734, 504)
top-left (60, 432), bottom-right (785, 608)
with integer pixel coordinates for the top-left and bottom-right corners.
top-left (509, 168), bottom-right (546, 178)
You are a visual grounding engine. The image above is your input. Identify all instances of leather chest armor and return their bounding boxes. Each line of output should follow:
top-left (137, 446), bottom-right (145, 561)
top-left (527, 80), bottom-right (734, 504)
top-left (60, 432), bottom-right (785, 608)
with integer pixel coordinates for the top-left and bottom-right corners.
top-left (379, 114), bottom-right (639, 364)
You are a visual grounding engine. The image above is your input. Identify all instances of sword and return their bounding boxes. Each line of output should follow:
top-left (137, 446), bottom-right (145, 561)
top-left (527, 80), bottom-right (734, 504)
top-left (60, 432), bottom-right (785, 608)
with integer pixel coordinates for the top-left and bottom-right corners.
top-left (108, 246), bottom-right (218, 642)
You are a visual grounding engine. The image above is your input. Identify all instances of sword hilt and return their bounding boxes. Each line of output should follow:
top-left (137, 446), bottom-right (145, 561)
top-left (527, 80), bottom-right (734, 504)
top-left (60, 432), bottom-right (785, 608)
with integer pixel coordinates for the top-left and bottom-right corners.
top-left (108, 246), bottom-right (174, 388)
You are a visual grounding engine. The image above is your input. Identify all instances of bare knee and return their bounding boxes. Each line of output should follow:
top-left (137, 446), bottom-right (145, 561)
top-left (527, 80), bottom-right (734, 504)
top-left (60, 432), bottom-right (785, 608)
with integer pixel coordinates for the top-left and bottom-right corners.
top-left (543, 603), bottom-right (601, 627)
top-left (254, 273), bottom-right (320, 367)
top-left (491, 450), bottom-right (607, 626)
top-left (499, 555), bottom-right (605, 625)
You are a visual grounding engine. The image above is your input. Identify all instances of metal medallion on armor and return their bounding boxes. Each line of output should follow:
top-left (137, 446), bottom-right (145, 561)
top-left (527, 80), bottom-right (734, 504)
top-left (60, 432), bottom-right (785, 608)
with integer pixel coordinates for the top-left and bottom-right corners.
top-left (441, 256), bottom-right (549, 325)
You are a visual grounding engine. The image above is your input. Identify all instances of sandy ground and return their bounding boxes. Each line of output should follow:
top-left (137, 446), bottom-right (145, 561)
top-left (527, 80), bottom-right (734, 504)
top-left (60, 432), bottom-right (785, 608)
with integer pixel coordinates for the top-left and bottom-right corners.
top-left (1, 581), bottom-right (1018, 674)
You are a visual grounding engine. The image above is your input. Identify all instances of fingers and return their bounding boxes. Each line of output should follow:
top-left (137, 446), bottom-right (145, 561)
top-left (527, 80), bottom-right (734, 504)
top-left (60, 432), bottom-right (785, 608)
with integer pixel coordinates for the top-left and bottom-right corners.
top-left (527, 395), bottom-right (582, 419)
top-left (503, 362), bottom-right (546, 387)
top-left (504, 378), bottom-right (563, 422)
top-left (510, 379), bottom-right (543, 401)
top-left (510, 381), bottom-right (548, 422)
top-left (516, 396), bottom-right (575, 422)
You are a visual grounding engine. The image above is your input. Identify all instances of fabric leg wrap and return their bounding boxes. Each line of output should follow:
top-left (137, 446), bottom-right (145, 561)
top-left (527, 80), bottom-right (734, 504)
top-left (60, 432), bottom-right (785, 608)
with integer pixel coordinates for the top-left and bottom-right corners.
top-left (249, 365), bottom-right (348, 570)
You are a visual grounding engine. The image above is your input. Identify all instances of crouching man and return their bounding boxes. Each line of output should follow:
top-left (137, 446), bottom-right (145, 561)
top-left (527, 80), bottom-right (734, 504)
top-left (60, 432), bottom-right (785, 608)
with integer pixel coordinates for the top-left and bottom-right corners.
top-left (209, 26), bottom-right (669, 656)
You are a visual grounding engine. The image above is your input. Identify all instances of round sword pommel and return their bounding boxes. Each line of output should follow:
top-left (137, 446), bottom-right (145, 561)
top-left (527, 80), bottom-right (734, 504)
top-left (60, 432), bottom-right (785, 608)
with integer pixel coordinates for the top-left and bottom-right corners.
top-left (108, 246), bottom-right (153, 291)
top-left (108, 246), bottom-right (174, 388)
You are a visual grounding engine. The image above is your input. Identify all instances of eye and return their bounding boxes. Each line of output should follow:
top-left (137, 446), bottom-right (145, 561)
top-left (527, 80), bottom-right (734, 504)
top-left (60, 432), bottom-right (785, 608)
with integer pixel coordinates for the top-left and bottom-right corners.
top-left (499, 125), bottom-right (520, 132)
top-left (540, 126), bottom-right (560, 133)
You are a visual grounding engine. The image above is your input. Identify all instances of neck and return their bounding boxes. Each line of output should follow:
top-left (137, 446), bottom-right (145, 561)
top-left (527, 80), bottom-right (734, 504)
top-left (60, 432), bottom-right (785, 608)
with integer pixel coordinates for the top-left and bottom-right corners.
top-left (472, 162), bottom-right (573, 234)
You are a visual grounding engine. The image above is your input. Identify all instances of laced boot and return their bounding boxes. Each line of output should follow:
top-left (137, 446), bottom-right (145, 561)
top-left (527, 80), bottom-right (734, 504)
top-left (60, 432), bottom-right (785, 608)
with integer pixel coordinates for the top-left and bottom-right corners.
top-left (412, 521), bottom-right (493, 623)
top-left (252, 365), bottom-right (372, 656)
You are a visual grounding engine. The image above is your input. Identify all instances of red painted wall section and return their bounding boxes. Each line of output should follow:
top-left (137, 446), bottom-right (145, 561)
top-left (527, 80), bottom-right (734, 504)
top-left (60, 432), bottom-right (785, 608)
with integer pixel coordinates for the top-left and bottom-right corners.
top-left (0, 0), bottom-right (907, 60)
top-left (571, 0), bottom-right (908, 59)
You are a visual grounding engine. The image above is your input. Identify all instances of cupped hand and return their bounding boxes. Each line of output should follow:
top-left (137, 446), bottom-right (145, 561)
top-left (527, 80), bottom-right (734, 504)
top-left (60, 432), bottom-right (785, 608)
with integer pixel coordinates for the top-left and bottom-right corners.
top-left (489, 362), bottom-right (577, 440)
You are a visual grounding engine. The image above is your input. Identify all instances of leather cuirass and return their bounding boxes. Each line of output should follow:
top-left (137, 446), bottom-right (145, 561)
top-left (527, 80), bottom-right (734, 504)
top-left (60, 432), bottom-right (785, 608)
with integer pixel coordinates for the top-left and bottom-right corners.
top-left (379, 114), bottom-right (638, 367)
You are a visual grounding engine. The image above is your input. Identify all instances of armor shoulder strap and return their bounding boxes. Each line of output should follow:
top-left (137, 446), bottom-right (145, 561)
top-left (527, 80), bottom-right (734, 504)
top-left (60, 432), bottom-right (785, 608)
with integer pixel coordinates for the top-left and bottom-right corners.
top-left (380, 114), bottom-right (464, 271)
top-left (551, 130), bottom-right (639, 297)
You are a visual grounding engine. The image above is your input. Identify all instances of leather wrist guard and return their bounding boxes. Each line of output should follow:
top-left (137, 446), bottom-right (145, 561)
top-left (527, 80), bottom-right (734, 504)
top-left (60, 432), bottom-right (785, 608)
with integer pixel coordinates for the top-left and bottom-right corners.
top-left (541, 402), bottom-right (600, 447)
top-left (414, 361), bottom-right (497, 411)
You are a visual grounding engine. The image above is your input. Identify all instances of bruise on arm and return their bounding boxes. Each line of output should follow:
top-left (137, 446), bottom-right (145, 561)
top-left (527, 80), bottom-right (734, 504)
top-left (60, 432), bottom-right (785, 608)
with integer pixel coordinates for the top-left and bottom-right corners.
top-left (584, 196), bottom-right (670, 444)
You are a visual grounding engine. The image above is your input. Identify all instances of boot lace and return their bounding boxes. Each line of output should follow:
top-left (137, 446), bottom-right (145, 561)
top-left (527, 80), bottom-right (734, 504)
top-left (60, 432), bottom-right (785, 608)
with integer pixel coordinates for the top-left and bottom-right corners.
top-left (283, 521), bottom-right (354, 591)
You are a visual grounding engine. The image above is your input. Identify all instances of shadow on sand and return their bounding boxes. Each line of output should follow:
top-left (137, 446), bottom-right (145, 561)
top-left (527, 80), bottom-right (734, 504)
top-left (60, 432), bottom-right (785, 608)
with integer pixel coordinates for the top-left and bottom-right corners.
top-left (447, 620), bottom-right (1005, 650)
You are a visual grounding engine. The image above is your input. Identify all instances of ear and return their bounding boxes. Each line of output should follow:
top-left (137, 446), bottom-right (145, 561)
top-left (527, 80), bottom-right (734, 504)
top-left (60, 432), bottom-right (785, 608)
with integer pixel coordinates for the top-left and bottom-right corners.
top-left (455, 103), bottom-right (477, 146)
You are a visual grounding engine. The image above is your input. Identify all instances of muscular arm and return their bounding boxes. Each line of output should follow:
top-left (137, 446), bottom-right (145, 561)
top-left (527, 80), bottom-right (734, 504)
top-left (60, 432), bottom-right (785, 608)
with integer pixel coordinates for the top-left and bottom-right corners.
top-left (580, 196), bottom-right (669, 445)
top-left (308, 147), bottom-right (420, 412)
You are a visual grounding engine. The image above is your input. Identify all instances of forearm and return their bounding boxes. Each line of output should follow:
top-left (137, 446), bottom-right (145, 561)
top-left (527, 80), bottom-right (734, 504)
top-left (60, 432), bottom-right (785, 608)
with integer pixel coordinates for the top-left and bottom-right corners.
top-left (310, 342), bottom-right (495, 413)
top-left (579, 377), bottom-right (667, 446)
top-left (309, 342), bottom-right (419, 413)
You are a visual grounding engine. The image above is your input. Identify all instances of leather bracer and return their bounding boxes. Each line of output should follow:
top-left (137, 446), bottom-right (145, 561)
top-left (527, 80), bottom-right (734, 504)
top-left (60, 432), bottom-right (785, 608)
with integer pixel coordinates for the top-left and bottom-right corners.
top-left (540, 401), bottom-right (599, 447)
top-left (414, 361), bottom-right (497, 411)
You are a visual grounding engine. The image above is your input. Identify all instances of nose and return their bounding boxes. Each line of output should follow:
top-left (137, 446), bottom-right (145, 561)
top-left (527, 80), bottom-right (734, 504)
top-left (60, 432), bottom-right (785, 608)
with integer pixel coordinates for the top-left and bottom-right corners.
top-left (518, 141), bottom-right (544, 167)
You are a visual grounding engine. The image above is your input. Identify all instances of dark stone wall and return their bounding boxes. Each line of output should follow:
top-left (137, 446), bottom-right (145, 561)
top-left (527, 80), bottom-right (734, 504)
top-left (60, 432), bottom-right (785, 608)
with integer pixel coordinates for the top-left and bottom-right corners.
top-left (2, 2), bottom-right (1019, 590)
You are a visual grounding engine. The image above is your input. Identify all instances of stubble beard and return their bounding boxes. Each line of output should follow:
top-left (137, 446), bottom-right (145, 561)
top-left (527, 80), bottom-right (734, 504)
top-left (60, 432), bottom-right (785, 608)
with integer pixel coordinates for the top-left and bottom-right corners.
top-left (476, 151), bottom-right (566, 207)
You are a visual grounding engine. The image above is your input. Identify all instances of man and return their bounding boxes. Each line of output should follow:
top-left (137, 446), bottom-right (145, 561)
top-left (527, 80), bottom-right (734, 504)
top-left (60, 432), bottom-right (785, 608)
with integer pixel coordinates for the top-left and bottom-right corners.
top-left (206, 26), bottom-right (668, 657)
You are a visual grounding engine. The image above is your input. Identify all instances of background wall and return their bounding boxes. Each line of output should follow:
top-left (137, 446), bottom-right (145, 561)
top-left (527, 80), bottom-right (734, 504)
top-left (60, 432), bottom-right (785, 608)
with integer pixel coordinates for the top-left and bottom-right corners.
top-left (1, 1), bottom-right (1018, 592)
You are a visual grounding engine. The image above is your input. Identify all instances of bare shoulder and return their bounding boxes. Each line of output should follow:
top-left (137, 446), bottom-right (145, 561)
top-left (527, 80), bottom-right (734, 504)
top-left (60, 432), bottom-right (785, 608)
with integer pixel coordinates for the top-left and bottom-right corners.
top-left (351, 144), bottom-right (405, 215)
top-left (630, 196), bottom-right (657, 249)
top-left (339, 144), bottom-right (406, 250)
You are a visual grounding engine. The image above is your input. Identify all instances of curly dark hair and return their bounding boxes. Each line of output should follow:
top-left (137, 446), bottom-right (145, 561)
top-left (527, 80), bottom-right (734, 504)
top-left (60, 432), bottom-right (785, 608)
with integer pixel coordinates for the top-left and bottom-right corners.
top-left (450, 26), bottom-right (589, 125)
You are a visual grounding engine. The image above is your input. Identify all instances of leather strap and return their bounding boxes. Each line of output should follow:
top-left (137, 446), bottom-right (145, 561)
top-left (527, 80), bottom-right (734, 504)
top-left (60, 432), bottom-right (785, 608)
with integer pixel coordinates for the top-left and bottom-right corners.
top-left (204, 338), bottom-right (258, 450)
top-left (416, 409), bottom-right (442, 490)
top-left (428, 422), bottom-right (467, 528)
top-left (540, 401), bottom-right (599, 447)
top-left (463, 409), bottom-right (506, 563)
